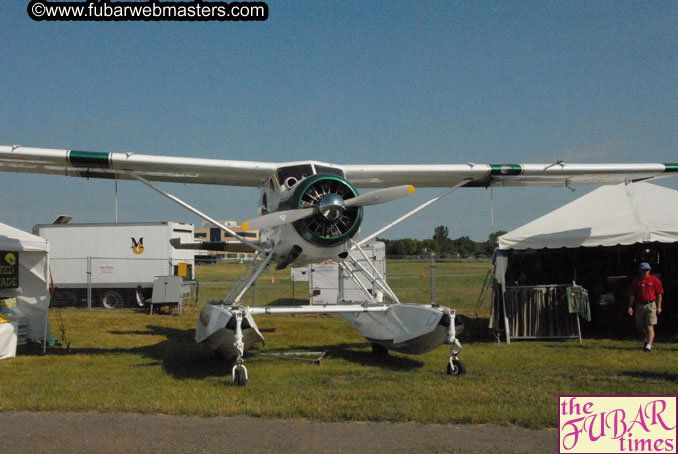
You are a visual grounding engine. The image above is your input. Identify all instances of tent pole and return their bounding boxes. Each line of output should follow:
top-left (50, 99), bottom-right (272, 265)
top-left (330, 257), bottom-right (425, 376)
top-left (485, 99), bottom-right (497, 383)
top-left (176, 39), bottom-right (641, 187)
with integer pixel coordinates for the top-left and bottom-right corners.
top-left (502, 285), bottom-right (511, 344)
top-left (43, 313), bottom-right (47, 354)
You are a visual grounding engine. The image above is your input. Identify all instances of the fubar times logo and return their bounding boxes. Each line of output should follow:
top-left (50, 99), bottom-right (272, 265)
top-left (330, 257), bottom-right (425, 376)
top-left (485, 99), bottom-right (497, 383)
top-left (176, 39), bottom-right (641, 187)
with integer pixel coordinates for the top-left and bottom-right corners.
top-left (559, 396), bottom-right (677, 453)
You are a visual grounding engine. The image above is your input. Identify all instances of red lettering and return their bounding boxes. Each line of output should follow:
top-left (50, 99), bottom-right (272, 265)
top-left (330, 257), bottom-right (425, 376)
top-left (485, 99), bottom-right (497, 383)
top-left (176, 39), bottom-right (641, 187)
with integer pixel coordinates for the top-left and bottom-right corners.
top-left (606, 409), bottom-right (628, 439)
top-left (629, 406), bottom-right (650, 433)
top-left (585, 413), bottom-right (606, 441)
top-left (645, 400), bottom-right (676, 431)
top-left (561, 417), bottom-right (586, 450)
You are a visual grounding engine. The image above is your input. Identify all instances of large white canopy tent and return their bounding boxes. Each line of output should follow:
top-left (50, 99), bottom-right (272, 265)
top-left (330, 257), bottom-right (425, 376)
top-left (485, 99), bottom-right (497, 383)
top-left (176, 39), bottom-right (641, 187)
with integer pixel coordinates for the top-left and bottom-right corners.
top-left (492, 182), bottom-right (678, 342)
top-left (0, 222), bottom-right (51, 358)
top-left (498, 182), bottom-right (678, 250)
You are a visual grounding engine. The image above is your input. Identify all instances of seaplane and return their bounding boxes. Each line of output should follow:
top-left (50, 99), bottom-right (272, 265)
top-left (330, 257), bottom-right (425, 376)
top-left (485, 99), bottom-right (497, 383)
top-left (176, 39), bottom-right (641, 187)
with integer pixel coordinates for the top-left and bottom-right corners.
top-left (1, 145), bottom-right (676, 385)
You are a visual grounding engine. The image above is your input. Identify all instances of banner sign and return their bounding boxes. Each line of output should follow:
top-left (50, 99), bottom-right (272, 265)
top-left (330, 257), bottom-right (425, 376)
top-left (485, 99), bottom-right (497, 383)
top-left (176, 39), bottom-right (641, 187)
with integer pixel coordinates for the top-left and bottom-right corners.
top-left (0, 251), bottom-right (19, 289)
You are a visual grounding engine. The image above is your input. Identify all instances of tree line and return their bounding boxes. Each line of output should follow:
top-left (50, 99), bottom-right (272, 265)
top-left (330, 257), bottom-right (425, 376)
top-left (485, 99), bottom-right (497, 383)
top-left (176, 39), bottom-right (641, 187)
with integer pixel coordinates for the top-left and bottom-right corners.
top-left (379, 226), bottom-right (507, 258)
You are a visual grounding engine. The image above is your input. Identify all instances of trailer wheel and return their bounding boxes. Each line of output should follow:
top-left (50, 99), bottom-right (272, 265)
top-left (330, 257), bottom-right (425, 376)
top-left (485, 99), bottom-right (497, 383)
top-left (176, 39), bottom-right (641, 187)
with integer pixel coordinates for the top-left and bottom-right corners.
top-left (62, 290), bottom-right (78, 307)
top-left (53, 289), bottom-right (77, 307)
top-left (135, 286), bottom-right (146, 307)
top-left (102, 290), bottom-right (123, 309)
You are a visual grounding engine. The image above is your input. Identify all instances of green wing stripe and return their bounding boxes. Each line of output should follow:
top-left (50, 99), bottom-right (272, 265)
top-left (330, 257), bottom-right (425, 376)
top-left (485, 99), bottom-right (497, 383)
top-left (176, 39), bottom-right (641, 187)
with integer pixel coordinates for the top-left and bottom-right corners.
top-left (68, 150), bottom-right (111, 169)
top-left (489, 164), bottom-right (523, 176)
top-left (663, 163), bottom-right (678, 172)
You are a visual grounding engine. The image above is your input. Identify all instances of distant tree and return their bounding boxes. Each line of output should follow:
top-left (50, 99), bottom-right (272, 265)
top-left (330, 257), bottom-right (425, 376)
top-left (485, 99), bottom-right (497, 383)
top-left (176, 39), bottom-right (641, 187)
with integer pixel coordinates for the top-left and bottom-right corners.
top-left (401, 238), bottom-right (422, 256)
top-left (383, 239), bottom-right (403, 256)
top-left (433, 225), bottom-right (456, 255)
top-left (453, 236), bottom-right (477, 258)
top-left (420, 239), bottom-right (440, 255)
top-left (384, 238), bottom-right (421, 256)
top-left (433, 225), bottom-right (449, 246)
top-left (483, 230), bottom-right (507, 256)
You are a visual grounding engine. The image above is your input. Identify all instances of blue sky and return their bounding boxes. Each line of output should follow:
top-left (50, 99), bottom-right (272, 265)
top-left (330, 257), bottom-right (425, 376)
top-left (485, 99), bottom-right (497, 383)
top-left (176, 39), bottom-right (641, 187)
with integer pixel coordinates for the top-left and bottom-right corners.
top-left (1, 1), bottom-right (676, 241)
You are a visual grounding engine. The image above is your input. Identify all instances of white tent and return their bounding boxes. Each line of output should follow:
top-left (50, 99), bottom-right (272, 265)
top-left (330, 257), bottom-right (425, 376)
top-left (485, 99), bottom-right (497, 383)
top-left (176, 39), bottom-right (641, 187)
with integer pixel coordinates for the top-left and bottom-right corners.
top-left (498, 182), bottom-right (678, 250)
top-left (0, 222), bottom-right (51, 358)
top-left (492, 182), bottom-right (678, 343)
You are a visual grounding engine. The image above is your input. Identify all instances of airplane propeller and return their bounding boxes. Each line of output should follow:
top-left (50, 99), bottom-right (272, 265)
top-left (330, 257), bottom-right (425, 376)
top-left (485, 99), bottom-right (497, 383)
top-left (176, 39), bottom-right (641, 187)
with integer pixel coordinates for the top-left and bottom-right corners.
top-left (343, 184), bottom-right (415, 208)
top-left (242, 185), bottom-right (415, 231)
top-left (242, 207), bottom-right (315, 231)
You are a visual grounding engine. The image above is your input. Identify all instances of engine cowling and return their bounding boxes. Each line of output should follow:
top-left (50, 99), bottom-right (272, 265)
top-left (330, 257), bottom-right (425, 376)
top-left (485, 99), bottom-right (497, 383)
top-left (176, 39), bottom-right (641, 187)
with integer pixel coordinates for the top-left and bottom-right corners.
top-left (281, 174), bottom-right (362, 247)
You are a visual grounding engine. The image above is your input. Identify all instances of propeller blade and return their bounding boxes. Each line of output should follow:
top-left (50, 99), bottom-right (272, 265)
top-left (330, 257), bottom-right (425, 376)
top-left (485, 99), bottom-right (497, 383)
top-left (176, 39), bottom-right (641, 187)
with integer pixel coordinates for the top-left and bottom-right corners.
top-left (344, 185), bottom-right (415, 208)
top-left (242, 207), bottom-right (315, 230)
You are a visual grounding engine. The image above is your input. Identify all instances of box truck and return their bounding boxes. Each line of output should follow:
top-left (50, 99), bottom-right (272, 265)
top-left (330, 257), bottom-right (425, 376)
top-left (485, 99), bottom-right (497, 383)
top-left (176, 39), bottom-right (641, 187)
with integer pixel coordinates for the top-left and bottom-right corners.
top-left (33, 222), bottom-right (195, 308)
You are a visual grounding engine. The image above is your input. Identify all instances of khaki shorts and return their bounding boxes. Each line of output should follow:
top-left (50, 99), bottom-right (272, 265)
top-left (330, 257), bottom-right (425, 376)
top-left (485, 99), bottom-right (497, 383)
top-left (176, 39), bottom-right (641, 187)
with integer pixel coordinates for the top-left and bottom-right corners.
top-left (635, 301), bottom-right (658, 329)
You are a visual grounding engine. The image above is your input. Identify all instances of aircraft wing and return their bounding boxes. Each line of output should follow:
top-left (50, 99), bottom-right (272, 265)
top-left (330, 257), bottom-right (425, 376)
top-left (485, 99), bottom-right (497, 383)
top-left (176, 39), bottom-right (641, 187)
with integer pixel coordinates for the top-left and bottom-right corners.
top-left (0, 145), bottom-right (279, 187)
top-left (1, 145), bottom-right (675, 188)
top-left (343, 163), bottom-right (678, 188)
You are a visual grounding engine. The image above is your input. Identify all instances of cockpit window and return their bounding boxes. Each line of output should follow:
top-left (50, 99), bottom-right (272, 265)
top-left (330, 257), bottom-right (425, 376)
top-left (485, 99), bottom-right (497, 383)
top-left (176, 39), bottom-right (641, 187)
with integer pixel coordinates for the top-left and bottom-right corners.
top-left (276, 164), bottom-right (314, 185)
top-left (314, 165), bottom-right (344, 177)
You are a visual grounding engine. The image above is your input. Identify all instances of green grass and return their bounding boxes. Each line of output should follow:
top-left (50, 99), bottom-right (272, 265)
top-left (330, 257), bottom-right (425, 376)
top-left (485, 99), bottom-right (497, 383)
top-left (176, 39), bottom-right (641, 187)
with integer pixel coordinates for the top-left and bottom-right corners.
top-left (1, 261), bottom-right (676, 429)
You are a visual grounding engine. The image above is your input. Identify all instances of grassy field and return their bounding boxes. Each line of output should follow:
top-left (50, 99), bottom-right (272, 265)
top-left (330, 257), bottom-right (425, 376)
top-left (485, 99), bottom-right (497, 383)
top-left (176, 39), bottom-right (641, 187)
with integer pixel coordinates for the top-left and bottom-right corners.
top-left (1, 261), bottom-right (677, 429)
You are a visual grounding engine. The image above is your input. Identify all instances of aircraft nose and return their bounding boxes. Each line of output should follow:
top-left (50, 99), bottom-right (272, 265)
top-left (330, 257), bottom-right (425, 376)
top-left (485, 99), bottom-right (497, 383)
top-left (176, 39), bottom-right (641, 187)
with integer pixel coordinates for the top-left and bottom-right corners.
top-left (318, 193), bottom-right (345, 220)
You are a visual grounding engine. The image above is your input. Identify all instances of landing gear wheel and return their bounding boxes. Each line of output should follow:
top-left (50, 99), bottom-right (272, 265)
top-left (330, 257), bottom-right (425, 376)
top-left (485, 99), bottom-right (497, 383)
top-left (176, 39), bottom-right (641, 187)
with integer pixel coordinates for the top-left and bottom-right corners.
top-left (101, 290), bottom-right (123, 309)
top-left (371, 343), bottom-right (389, 357)
top-left (233, 366), bottom-right (248, 387)
top-left (446, 359), bottom-right (466, 376)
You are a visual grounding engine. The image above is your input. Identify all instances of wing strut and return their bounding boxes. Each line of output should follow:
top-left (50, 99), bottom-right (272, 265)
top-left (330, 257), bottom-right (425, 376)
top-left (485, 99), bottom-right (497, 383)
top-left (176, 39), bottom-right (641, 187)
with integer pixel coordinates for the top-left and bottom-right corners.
top-left (122, 170), bottom-right (267, 254)
top-left (357, 179), bottom-right (470, 247)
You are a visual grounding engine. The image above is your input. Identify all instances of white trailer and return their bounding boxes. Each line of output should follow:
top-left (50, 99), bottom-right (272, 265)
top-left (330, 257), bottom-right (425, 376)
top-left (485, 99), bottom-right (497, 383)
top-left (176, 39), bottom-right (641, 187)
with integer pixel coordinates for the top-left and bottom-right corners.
top-left (33, 222), bottom-right (195, 308)
top-left (292, 242), bottom-right (386, 305)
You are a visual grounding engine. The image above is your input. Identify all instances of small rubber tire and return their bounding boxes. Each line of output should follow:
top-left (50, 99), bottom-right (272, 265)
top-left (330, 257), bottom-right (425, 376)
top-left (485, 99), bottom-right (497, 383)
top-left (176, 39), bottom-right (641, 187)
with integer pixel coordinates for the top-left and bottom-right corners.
top-left (234, 368), bottom-right (247, 387)
top-left (101, 290), bottom-right (123, 309)
top-left (447, 359), bottom-right (467, 376)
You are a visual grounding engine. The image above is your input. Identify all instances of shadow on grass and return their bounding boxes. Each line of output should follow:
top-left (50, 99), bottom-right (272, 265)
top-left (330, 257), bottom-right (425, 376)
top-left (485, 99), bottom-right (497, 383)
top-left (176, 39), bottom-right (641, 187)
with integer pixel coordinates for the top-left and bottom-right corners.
top-left (587, 344), bottom-right (649, 351)
top-left (29, 325), bottom-right (424, 378)
top-left (621, 370), bottom-right (678, 382)
top-left (33, 325), bottom-right (228, 380)
top-left (457, 316), bottom-right (506, 345)
top-left (538, 341), bottom-right (678, 352)
top-left (279, 342), bottom-right (425, 371)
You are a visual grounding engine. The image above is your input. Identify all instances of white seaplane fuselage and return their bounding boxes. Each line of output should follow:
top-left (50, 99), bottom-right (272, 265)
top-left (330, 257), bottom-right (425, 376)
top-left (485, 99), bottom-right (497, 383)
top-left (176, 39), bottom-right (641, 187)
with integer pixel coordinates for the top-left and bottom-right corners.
top-left (194, 166), bottom-right (461, 362)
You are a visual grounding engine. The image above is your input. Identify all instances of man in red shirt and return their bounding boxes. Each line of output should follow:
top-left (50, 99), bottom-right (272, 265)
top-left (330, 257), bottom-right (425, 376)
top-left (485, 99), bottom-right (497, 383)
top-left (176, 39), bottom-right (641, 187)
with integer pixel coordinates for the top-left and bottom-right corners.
top-left (628, 262), bottom-right (664, 352)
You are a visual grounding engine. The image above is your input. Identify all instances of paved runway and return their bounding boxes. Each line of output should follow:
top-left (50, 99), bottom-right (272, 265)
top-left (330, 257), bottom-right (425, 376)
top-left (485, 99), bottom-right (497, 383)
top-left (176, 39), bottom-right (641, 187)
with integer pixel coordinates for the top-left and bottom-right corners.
top-left (1, 412), bottom-right (556, 453)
